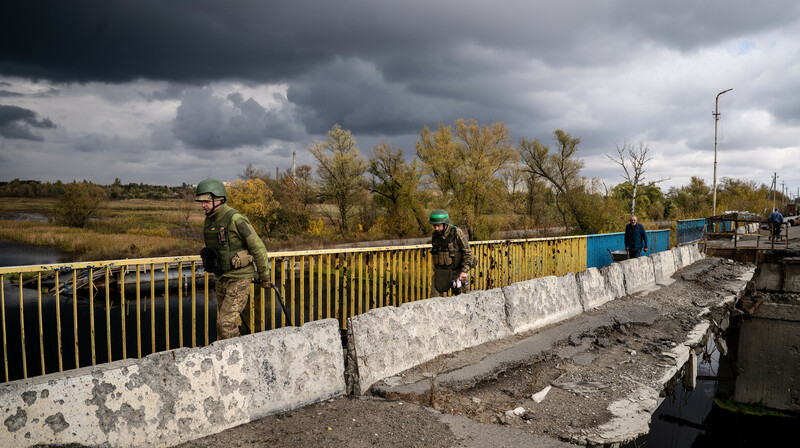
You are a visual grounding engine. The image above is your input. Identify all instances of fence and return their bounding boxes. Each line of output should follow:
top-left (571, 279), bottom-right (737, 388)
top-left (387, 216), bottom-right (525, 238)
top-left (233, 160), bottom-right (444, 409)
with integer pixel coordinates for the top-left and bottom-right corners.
top-left (676, 219), bottom-right (707, 245)
top-left (585, 229), bottom-right (670, 268)
top-left (0, 231), bottom-right (659, 384)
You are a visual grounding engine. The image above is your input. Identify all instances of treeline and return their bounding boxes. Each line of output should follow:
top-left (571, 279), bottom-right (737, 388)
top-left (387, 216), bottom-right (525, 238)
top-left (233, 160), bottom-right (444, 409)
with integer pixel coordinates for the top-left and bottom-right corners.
top-left (224, 120), bottom-right (793, 242)
top-left (4, 119), bottom-right (793, 240)
top-left (0, 178), bottom-right (187, 200)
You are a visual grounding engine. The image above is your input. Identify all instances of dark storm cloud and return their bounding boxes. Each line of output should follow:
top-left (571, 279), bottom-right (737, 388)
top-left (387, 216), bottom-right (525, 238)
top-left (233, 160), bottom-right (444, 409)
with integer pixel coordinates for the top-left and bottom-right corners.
top-left (172, 87), bottom-right (304, 149)
top-left (0, 105), bottom-right (56, 140)
top-left (0, 87), bottom-right (59, 98)
top-left (3, 0), bottom-right (795, 84)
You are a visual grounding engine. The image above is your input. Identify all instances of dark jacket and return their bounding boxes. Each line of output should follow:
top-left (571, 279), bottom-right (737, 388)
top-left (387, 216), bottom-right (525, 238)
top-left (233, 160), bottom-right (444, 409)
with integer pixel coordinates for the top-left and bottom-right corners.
top-left (624, 222), bottom-right (648, 251)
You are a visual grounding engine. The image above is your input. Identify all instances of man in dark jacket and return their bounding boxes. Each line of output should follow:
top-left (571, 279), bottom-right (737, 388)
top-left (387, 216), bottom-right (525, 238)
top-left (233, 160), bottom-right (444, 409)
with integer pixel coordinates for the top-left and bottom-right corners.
top-left (624, 215), bottom-right (648, 259)
top-left (768, 208), bottom-right (784, 241)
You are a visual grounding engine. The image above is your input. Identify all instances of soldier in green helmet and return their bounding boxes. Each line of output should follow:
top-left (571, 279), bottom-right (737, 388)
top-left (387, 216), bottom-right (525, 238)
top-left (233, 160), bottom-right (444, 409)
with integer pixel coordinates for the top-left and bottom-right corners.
top-left (195, 178), bottom-right (271, 340)
top-left (429, 209), bottom-right (476, 297)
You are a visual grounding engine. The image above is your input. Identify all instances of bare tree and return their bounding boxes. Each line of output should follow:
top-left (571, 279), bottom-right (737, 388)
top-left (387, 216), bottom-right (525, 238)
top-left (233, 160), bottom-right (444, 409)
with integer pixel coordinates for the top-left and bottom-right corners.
top-left (239, 163), bottom-right (269, 181)
top-left (518, 129), bottom-right (584, 232)
top-left (606, 141), bottom-right (666, 215)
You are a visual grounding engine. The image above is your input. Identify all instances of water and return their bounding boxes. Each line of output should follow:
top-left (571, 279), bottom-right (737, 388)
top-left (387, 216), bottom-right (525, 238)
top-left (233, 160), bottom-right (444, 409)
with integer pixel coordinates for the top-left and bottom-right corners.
top-left (622, 339), bottom-right (795, 447)
top-left (0, 240), bottom-right (70, 267)
top-left (0, 240), bottom-right (217, 382)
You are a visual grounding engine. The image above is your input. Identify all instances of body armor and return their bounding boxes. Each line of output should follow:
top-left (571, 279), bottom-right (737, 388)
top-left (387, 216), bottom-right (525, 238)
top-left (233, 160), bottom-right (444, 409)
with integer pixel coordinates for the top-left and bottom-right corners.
top-left (203, 207), bottom-right (251, 275)
top-left (431, 225), bottom-right (463, 292)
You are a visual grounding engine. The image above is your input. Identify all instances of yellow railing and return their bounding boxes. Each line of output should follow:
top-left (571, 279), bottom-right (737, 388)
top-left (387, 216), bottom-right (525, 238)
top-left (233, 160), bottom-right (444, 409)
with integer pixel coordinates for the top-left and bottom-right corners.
top-left (0, 235), bottom-right (587, 383)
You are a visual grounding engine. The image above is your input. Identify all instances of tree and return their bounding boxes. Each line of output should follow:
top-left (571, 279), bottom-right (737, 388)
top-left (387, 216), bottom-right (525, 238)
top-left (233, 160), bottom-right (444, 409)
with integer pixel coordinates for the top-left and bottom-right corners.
top-left (367, 141), bottom-right (427, 236)
top-left (518, 129), bottom-right (586, 233)
top-left (715, 177), bottom-right (769, 214)
top-left (239, 163), bottom-right (269, 181)
top-left (668, 177), bottom-right (711, 218)
top-left (52, 181), bottom-right (108, 227)
top-left (606, 141), bottom-right (666, 215)
top-left (226, 178), bottom-right (280, 236)
top-left (308, 124), bottom-right (368, 232)
top-left (416, 118), bottom-right (517, 237)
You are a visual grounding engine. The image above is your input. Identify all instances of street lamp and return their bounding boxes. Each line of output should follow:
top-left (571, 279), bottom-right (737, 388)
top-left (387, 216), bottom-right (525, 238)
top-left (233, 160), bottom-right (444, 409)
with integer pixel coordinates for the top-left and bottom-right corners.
top-left (712, 88), bottom-right (733, 216)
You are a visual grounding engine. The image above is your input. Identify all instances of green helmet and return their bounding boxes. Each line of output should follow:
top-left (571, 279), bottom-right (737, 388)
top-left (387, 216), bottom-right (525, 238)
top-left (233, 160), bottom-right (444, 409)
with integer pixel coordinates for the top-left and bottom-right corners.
top-left (429, 209), bottom-right (450, 225)
top-left (195, 178), bottom-right (227, 201)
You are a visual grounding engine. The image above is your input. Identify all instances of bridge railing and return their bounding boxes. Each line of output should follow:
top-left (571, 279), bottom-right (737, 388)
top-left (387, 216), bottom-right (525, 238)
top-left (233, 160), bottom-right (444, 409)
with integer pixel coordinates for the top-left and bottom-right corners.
top-left (677, 218), bottom-right (707, 245)
top-left (0, 233), bottom-right (622, 383)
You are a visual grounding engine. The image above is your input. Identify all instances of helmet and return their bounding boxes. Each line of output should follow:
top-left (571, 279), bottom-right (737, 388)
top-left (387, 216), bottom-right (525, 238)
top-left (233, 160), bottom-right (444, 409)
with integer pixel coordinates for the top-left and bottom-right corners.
top-left (429, 209), bottom-right (450, 225)
top-left (195, 178), bottom-right (227, 201)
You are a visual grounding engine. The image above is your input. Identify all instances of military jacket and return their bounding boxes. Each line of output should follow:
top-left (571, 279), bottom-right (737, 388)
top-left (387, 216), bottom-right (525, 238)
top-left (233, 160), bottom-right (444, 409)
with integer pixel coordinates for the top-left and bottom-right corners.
top-left (203, 203), bottom-right (270, 280)
top-left (431, 225), bottom-right (476, 291)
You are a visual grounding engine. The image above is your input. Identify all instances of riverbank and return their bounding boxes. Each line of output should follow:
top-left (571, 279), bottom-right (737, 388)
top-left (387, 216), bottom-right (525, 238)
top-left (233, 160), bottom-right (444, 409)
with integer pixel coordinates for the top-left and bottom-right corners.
top-left (0, 220), bottom-right (202, 262)
top-left (0, 197), bottom-right (205, 262)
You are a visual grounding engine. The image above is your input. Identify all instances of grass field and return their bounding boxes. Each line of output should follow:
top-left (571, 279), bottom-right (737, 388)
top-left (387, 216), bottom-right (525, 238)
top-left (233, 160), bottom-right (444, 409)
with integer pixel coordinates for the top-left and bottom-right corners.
top-left (0, 197), bottom-right (205, 261)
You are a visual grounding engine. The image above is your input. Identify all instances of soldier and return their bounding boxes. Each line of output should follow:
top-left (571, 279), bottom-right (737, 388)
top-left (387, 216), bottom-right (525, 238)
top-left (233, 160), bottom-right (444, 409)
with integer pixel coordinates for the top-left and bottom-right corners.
top-left (195, 178), bottom-right (270, 340)
top-left (429, 209), bottom-right (477, 297)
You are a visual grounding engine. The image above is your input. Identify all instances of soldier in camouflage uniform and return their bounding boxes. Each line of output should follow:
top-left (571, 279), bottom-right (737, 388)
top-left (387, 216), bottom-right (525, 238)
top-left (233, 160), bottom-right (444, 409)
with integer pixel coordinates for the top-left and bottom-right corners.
top-left (429, 209), bottom-right (477, 297)
top-left (195, 178), bottom-right (271, 340)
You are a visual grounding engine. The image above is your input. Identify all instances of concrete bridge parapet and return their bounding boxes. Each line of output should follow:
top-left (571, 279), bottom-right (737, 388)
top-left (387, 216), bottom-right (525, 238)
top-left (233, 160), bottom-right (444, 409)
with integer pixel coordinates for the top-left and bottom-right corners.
top-left (0, 319), bottom-right (345, 448)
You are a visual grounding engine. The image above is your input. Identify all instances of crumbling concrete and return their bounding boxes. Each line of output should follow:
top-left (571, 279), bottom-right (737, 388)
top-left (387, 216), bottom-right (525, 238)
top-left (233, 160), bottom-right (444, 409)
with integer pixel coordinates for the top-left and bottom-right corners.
top-left (734, 258), bottom-right (800, 412)
top-left (346, 289), bottom-right (512, 395)
top-left (651, 249), bottom-right (677, 286)
top-left (503, 273), bottom-right (583, 334)
top-left (370, 258), bottom-right (755, 448)
top-left (0, 318), bottom-right (345, 447)
top-left (619, 256), bottom-right (657, 295)
top-left (576, 267), bottom-right (615, 310)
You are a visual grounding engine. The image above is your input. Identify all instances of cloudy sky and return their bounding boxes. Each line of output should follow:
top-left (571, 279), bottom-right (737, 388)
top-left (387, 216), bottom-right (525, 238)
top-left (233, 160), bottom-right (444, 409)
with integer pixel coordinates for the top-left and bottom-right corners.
top-left (1, 0), bottom-right (799, 195)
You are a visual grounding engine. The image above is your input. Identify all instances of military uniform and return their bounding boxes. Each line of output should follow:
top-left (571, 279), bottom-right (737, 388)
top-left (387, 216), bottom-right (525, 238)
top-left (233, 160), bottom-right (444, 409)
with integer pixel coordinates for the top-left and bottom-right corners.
top-left (430, 224), bottom-right (476, 297)
top-left (203, 202), bottom-right (270, 340)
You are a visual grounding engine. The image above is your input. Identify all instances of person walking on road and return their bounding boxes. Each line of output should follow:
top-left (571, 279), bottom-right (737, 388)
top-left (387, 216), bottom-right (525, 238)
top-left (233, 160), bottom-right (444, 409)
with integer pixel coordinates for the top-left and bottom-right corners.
top-left (768, 208), bottom-right (784, 241)
top-left (429, 209), bottom-right (477, 297)
top-left (624, 215), bottom-right (648, 259)
top-left (195, 178), bottom-right (271, 340)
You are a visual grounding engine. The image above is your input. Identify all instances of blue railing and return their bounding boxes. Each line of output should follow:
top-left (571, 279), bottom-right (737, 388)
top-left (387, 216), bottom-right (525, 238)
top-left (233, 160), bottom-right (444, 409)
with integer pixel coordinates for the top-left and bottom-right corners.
top-left (676, 219), bottom-right (707, 245)
top-left (586, 229), bottom-right (670, 268)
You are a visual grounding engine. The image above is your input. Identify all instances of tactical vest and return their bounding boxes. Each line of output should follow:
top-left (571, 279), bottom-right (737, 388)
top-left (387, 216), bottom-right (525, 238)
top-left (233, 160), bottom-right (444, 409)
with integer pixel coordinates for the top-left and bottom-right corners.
top-left (203, 207), bottom-right (247, 275)
top-left (431, 225), bottom-right (463, 272)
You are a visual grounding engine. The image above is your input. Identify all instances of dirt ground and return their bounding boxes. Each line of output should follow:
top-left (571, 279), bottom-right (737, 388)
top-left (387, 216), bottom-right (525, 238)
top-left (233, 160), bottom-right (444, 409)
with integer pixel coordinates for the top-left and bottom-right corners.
top-left (179, 257), bottom-right (754, 448)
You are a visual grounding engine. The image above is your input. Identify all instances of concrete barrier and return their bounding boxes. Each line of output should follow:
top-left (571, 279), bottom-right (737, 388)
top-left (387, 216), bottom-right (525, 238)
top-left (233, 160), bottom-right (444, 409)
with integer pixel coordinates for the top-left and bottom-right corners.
top-left (651, 250), bottom-right (677, 286)
top-left (677, 245), bottom-right (693, 269)
top-left (600, 262), bottom-right (626, 299)
top-left (671, 247), bottom-right (683, 271)
top-left (502, 273), bottom-right (583, 334)
top-left (346, 289), bottom-right (512, 395)
top-left (0, 319), bottom-right (345, 448)
top-left (620, 256), bottom-right (656, 295)
top-left (688, 243), bottom-right (703, 263)
top-left (576, 267), bottom-right (615, 310)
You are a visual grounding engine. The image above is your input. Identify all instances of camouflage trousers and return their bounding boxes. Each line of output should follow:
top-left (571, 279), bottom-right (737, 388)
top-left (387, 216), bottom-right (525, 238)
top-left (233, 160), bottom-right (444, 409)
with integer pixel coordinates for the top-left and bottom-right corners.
top-left (215, 276), bottom-right (251, 340)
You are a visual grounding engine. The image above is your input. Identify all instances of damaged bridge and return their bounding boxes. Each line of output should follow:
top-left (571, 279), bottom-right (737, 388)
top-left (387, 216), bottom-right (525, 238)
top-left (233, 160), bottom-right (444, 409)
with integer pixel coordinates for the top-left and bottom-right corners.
top-left (3, 238), bottom-right (799, 447)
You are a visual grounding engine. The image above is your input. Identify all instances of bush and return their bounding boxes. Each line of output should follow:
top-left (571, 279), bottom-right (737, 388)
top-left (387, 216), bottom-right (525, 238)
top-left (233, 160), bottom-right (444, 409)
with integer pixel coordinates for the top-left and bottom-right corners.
top-left (52, 182), bottom-right (107, 227)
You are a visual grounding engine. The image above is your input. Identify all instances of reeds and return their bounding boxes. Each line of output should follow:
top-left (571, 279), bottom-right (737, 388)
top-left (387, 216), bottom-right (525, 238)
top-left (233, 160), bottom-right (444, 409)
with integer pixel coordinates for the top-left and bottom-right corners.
top-left (0, 220), bottom-right (201, 262)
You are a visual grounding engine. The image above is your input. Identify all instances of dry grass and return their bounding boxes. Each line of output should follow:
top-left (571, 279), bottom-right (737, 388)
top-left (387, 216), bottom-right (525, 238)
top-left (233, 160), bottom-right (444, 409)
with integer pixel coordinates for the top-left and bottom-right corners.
top-left (0, 220), bottom-right (202, 261)
top-left (0, 197), bottom-right (207, 262)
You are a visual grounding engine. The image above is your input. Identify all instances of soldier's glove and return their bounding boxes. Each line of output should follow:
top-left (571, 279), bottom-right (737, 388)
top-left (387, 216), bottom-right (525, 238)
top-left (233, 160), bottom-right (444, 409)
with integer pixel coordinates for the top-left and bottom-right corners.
top-left (260, 280), bottom-right (272, 290)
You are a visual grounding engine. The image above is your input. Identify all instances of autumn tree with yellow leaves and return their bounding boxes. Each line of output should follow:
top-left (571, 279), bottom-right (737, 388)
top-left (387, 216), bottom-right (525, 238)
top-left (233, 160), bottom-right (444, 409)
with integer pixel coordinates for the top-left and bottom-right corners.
top-left (226, 178), bottom-right (280, 236)
top-left (416, 118), bottom-right (517, 238)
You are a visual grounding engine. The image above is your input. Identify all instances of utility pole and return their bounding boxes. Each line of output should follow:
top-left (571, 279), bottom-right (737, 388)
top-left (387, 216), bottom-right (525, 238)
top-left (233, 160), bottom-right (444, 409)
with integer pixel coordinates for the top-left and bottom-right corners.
top-left (292, 151), bottom-right (296, 178)
top-left (712, 88), bottom-right (733, 216)
top-left (772, 172), bottom-right (777, 212)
